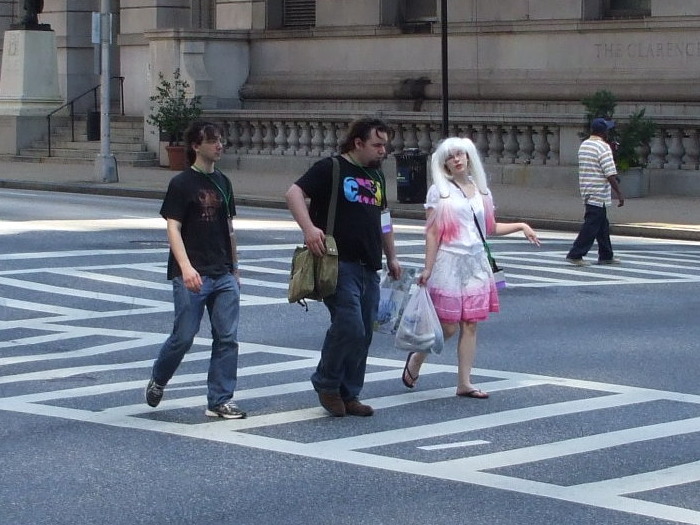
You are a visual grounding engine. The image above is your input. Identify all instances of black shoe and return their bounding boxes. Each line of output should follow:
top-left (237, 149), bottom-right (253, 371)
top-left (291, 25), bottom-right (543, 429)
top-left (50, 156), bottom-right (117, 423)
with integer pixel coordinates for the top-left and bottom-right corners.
top-left (205, 401), bottom-right (247, 419)
top-left (145, 378), bottom-right (164, 407)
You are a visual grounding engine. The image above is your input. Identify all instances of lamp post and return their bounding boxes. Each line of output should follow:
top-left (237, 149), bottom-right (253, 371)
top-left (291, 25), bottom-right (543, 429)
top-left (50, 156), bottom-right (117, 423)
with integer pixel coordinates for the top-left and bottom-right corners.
top-left (441, 0), bottom-right (449, 138)
top-left (94, 0), bottom-right (118, 182)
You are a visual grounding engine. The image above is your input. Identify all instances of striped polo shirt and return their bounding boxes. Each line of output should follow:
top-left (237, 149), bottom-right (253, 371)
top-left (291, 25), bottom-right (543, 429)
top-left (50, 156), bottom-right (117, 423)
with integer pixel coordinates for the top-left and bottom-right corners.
top-left (578, 136), bottom-right (617, 207)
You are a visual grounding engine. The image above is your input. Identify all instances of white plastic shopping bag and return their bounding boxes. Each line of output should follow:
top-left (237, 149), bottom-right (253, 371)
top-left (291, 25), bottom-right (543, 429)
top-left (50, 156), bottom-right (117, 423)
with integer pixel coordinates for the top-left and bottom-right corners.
top-left (394, 286), bottom-right (444, 354)
top-left (375, 267), bottom-right (416, 334)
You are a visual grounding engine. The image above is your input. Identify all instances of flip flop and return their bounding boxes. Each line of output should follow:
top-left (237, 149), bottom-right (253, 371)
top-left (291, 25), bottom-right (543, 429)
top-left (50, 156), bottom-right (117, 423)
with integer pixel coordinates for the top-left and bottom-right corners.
top-left (457, 389), bottom-right (489, 399)
top-left (401, 352), bottom-right (418, 389)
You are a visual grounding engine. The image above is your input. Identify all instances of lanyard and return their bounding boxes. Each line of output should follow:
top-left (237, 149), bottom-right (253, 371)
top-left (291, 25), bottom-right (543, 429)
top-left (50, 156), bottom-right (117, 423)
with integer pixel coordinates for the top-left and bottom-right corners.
top-left (192, 164), bottom-right (231, 217)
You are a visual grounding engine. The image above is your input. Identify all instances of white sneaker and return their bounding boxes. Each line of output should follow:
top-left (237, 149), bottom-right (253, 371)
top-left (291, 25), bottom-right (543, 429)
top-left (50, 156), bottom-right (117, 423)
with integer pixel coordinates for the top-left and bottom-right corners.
top-left (566, 257), bottom-right (590, 266)
top-left (597, 258), bottom-right (621, 265)
top-left (205, 401), bottom-right (247, 419)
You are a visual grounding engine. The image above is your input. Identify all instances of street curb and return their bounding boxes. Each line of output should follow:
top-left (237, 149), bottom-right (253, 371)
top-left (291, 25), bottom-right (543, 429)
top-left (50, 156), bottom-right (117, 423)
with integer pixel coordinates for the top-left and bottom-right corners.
top-left (0, 180), bottom-right (165, 201)
top-left (2, 179), bottom-right (699, 241)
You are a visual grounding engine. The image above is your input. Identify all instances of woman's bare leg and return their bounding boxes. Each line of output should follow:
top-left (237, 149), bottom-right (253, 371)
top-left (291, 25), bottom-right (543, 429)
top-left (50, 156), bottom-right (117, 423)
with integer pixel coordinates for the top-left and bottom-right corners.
top-left (455, 321), bottom-right (487, 397)
top-left (402, 322), bottom-right (458, 387)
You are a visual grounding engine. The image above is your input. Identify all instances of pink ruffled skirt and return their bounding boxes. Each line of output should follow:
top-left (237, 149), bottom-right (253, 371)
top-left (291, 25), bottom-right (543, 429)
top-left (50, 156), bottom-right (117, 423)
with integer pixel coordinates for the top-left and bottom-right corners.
top-left (427, 248), bottom-right (500, 323)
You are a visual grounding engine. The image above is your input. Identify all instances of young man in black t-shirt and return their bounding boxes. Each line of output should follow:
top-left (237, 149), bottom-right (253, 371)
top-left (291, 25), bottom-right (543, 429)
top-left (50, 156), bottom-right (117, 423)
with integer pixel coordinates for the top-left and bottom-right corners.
top-left (145, 121), bottom-right (246, 419)
top-left (286, 118), bottom-right (402, 417)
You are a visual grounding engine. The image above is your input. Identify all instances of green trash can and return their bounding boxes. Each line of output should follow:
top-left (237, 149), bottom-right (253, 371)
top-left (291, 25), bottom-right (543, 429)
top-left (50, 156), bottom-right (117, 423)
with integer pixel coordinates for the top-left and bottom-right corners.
top-left (395, 148), bottom-right (428, 204)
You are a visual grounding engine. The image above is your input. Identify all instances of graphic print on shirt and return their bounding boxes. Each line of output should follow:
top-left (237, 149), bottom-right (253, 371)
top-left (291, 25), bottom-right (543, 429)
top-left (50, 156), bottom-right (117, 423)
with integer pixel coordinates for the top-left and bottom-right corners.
top-left (343, 175), bottom-right (383, 206)
top-left (197, 189), bottom-right (222, 222)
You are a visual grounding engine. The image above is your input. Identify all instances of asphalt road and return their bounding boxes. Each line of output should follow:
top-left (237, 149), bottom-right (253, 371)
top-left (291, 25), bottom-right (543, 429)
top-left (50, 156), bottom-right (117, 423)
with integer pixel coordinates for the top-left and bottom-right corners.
top-left (1, 189), bottom-right (699, 525)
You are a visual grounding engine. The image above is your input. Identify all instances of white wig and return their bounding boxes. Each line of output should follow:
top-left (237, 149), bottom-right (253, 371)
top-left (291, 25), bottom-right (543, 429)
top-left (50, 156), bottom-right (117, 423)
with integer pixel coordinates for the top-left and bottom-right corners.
top-left (429, 137), bottom-right (489, 197)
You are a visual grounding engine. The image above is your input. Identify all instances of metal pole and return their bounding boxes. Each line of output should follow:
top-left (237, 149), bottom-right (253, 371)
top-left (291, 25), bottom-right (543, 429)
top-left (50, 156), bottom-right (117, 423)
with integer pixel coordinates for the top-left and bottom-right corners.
top-left (95, 0), bottom-right (118, 182)
top-left (441, 0), bottom-right (449, 138)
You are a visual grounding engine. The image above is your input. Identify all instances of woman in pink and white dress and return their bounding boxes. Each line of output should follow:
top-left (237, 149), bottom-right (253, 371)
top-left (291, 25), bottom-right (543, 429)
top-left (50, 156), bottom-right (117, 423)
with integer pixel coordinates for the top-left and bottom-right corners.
top-left (401, 137), bottom-right (540, 398)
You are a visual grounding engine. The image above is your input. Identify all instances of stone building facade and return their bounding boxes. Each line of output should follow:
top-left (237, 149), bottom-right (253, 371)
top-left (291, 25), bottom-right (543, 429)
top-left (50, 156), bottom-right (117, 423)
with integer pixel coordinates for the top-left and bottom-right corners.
top-left (2, 0), bottom-right (700, 194)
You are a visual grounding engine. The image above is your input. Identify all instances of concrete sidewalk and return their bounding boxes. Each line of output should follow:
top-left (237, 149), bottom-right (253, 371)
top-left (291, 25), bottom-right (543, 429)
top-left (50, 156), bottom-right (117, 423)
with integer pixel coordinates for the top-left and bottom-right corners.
top-left (0, 159), bottom-right (699, 241)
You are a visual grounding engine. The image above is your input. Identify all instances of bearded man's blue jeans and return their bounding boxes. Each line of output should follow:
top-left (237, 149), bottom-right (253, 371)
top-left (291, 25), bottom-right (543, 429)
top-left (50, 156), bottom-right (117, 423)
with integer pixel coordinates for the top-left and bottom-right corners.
top-left (311, 261), bottom-right (380, 401)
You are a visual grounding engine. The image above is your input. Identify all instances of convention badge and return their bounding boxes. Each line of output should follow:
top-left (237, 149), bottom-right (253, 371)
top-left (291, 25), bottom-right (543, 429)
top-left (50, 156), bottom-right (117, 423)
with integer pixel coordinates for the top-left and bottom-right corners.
top-left (381, 210), bottom-right (392, 233)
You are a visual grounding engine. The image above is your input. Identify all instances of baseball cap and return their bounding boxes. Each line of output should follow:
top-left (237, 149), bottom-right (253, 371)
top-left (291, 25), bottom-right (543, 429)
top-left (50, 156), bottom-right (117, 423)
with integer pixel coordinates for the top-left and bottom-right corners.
top-left (591, 118), bottom-right (615, 135)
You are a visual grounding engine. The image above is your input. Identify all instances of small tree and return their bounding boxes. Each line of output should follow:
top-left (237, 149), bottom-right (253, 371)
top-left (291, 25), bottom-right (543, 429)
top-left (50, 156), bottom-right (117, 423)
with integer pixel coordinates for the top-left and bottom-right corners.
top-left (581, 89), bottom-right (617, 123)
top-left (147, 69), bottom-right (202, 145)
top-left (581, 90), bottom-right (657, 171)
top-left (615, 108), bottom-right (657, 171)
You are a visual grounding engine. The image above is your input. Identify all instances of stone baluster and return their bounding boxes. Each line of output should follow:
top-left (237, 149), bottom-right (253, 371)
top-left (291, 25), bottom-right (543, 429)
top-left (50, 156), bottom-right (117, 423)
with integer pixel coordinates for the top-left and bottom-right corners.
top-left (322, 122), bottom-right (337, 155)
top-left (310, 122), bottom-right (324, 156)
top-left (226, 120), bottom-right (241, 153)
top-left (261, 121), bottom-right (274, 155)
top-left (273, 120), bottom-right (287, 155)
top-left (463, 124), bottom-right (476, 142)
top-left (517, 125), bottom-right (535, 164)
top-left (488, 125), bottom-right (505, 164)
top-left (391, 122), bottom-right (405, 153)
top-left (648, 131), bottom-right (667, 168)
top-left (403, 124), bottom-right (419, 150)
top-left (249, 120), bottom-right (263, 155)
top-left (287, 121), bottom-right (300, 156)
top-left (502, 126), bottom-right (519, 164)
top-left (238, 120), bottom-right (251, 154)
top-left (336, 122), bottom-right (348, 152)
top-left (475, 124), bottom-right (489, 160)
top-left (547, 128), bottom-right (560, 165)
top-left (664, 128), bottom-right (684, 169)
top-left (417, 124), bottom-right (432, 153)
top-left (681, 128), bottom-right (700, 170)
top-left (532, 125), bottom-right (550, 165)
top-left (297, 121), bottom-right (311, 156)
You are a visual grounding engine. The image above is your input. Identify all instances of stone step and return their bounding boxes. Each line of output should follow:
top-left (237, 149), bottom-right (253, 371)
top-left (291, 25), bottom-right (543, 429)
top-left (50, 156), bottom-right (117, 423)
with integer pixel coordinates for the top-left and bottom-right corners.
top-left (36, 140), bottom-right (148, 152)
top-left (15, 116), bottom-right (156, 166)
top-left (19, 147), bottom-right (158, 164)
top-left (7, 155), bottom-right (159, 167)
top-left (50, 125), bottom-right (145, 139)
top-left (50, 119), bottom-right (143, 132)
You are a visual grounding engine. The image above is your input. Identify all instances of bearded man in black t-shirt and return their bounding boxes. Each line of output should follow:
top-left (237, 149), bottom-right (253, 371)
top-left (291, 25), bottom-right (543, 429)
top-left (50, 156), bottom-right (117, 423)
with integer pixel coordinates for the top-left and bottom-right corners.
top-left (145, 121), bottom-right (246, 419)
top-left (286, 117), bottom-right (402, 417)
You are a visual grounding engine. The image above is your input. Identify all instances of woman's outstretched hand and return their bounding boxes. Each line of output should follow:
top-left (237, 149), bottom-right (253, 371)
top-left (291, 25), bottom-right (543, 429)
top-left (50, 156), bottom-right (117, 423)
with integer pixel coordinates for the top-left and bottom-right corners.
top-left (522, 224), bottom-right (541, 246)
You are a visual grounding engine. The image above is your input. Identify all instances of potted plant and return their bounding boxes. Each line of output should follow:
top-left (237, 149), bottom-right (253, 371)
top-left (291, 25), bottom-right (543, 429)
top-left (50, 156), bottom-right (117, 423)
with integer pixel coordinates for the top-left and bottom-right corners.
top-left (581, 90), bottom-right (657, 197)
top-left (147, 68), bottom-right (202, 170)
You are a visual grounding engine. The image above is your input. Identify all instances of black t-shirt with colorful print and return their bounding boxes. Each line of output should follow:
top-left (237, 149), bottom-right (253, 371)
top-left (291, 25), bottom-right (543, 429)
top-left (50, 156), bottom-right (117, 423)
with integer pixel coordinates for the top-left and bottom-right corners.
top-left (160, 167), bottom-right (236, 279)
top-left (295, 156), bottom-right (386, 270)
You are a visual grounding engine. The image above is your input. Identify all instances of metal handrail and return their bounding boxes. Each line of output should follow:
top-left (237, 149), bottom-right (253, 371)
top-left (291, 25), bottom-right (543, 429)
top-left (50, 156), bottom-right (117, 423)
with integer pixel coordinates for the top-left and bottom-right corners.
top-left (46, 76), bottom-right (125, 157)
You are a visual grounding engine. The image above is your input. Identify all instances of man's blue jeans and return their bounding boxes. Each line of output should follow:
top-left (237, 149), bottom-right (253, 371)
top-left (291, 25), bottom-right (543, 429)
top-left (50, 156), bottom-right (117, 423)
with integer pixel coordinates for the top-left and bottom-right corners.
top-left (567, 203), bottom-right (614, 261)
top-left (311, 261), bottom-right (380, 401)
top-left (151, 273), bottom-right (240, 409)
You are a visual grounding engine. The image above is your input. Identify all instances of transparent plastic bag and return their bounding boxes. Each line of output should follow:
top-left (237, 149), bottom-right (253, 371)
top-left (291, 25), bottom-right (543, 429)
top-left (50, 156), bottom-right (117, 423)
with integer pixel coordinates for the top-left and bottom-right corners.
top-left (394, 286), bottom-right (444, 354)
top-left (375, 267), bottom-right (416, 334)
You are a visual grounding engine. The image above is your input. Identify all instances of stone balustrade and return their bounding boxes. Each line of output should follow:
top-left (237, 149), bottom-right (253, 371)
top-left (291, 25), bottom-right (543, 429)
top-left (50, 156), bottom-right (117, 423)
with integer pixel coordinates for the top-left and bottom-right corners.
top-left (206, 110), bottom-right (700, 171)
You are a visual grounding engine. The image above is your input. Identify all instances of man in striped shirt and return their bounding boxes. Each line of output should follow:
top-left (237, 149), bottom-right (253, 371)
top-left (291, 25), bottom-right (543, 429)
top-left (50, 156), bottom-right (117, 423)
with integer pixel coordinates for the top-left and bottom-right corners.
top-left (566, 118), bottom-right (624, 266)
